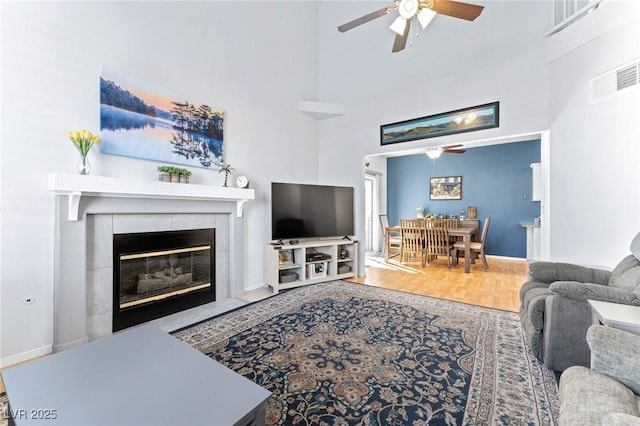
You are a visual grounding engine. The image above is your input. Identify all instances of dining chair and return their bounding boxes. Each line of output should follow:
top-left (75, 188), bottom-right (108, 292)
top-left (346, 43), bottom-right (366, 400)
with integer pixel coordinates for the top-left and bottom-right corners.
top-left (444, 218), bottom-right (459, 229)
top-left (424, 220), bottom-right (455, 269)
top-left (454, 216), bottom-right (491, 271)
top-left (380, 214), bottom-right (401, 260)
top-left (399, 219), bottom-right (427, 266)
top-left (444, 218), bottom-right (460, 244)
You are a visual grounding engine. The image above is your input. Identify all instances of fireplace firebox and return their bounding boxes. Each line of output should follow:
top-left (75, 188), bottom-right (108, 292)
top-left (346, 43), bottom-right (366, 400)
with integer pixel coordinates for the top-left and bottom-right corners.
top-left (113, 228), bottom-right (215, 331)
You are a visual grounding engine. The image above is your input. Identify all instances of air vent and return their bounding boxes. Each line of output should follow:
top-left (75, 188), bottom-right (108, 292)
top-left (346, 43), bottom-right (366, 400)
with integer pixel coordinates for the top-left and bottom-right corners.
top-left (589, 60), bottom-right (640, 103)
top-left (617, 63), bottom-right (639, 91)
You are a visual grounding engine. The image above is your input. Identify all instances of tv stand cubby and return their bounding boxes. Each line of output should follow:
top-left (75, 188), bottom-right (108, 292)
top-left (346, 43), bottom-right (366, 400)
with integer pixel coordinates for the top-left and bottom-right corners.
top-left (264, 239), bottom-right (358, 294)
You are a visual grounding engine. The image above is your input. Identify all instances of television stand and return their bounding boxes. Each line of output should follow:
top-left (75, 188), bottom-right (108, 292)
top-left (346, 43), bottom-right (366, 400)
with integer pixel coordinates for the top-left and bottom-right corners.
top-left (264, 239), bottom-right (358, 294)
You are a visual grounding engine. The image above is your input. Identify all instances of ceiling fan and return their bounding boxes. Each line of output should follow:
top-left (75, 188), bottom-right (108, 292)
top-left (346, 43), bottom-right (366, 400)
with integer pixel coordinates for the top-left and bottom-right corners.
top-left (337, 0), bottom-right (484, 53)
top-left (425, 144), bottom-right (466, 159)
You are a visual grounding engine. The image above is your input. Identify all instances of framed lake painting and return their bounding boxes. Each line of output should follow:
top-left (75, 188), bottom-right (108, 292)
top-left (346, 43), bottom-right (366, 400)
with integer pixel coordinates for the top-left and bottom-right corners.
top-left (430, 176), bottom-right (462, 200)
top-left (99, 66), bottom-right (224, 169)
top-left (381, 102), bottom-right (499, 145)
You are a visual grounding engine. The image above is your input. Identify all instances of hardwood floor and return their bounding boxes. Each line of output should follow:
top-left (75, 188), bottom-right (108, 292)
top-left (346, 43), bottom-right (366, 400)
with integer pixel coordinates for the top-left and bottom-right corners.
top-left (347, 253), bottom-right (528, 312)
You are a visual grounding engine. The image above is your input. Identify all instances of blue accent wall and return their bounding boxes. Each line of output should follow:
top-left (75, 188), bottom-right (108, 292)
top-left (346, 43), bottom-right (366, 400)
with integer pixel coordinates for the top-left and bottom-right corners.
top-left (387, 140), bottom-right (540, 258)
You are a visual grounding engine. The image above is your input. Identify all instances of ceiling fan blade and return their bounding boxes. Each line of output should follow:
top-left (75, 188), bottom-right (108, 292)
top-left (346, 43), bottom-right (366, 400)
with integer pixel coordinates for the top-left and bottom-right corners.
top-left (443, 149), bottom-right (466, 154)
top-left (338, 7), bottom-right (391, 33)
top-left (430, 0), bottom-right (484, 21)
top-left (391, 18), bottom-right (411, 52)
top-left (442, 144), bottom-right (464, 149)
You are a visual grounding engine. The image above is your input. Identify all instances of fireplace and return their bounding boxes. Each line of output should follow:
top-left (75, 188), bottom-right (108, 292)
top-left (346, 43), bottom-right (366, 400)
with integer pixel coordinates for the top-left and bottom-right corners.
top-left (112, 228), bottom-right (216, 331)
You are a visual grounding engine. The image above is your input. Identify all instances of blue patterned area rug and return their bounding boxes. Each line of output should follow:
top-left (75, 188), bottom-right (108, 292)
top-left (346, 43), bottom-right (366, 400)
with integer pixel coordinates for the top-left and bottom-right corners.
top-left (173, 281), bottom-right (559, 425)
top-left (0, 392), bottom-right (7, 426)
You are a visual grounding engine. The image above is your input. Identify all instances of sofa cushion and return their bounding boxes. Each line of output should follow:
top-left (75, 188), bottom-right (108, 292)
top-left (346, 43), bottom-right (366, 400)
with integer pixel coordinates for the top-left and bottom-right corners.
top-left (611, 267), bottom-right (640, 292)
top-left (559, 366), bottom-right (639, 425)
top-left (610, 255), bottom-right (640, 287)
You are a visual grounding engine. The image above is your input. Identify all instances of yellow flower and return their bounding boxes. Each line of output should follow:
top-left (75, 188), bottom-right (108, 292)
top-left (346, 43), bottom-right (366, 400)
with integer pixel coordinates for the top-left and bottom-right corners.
top-left (68, 129), bottom-right (100, 157)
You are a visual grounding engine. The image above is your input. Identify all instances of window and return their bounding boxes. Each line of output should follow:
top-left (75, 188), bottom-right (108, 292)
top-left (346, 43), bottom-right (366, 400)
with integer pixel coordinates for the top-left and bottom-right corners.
top-left (548, 0), bottom-right (602, 35)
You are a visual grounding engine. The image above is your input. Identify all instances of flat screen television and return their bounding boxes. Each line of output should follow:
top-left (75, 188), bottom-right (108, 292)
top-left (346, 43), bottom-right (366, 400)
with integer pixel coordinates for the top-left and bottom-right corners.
top-left (271, 182), bottom-right (354, 241)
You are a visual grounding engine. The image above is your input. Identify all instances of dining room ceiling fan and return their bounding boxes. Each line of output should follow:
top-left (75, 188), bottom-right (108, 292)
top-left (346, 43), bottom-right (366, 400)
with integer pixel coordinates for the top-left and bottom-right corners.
top-left (425, 144), bottom-right (466, 159)
top-left (337, 0), bottom-right (485, 53)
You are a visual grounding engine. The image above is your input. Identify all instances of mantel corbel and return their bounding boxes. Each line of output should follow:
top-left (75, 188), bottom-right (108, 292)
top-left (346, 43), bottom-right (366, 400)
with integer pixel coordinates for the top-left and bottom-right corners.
top-left (64, 191), bottom-right (83, 221)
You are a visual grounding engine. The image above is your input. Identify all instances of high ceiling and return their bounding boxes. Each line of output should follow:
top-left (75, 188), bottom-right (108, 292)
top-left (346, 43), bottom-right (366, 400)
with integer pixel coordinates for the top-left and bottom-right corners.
top-left (318, 1), bottom-right (552, 103)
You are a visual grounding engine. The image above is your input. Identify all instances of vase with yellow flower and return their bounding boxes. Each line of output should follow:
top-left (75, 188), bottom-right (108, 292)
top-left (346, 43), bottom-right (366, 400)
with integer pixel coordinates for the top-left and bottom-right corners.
top-left (67, 130), bottom-right (101, 175)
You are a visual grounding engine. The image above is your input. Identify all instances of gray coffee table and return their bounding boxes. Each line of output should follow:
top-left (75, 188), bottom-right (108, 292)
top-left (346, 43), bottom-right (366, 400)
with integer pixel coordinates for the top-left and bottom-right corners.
top-left (2, 324), bottom-right (271, 425)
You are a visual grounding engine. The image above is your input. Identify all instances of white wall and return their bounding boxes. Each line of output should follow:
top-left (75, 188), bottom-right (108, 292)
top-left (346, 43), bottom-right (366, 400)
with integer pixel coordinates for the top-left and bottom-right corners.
top-left (0, 1), bottom-right (320, 363)
top-left (317, 1), bottom-right (551, 270)
top-left (547, 1), bottom-right (640, 266)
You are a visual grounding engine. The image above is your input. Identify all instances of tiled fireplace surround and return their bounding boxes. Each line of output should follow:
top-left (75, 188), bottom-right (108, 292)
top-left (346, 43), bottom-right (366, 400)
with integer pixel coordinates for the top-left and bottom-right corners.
top-left (86, 213), bottom-right (227, 339)
top-left (51, 174), bottom-right (252, 352)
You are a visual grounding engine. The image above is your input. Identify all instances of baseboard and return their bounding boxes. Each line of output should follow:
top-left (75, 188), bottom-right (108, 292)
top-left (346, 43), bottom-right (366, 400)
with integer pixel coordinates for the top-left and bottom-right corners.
top-left (0, 344), bottom-right (52, 368)
top-left (244, 282), bottom-right (268, 293)
top-left (52, 337), bottom-right (88, 353)
top-left (489, 255), bottom-right (527, 261)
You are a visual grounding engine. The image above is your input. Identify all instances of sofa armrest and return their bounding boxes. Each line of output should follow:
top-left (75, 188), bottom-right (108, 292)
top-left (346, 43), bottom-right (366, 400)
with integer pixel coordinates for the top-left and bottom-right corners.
top-left (528, 261), bottom-right (610, 285)
top-left (587, 325), bottom-right (640, 395)
top-left (550, 281), bottom-right (640, 305)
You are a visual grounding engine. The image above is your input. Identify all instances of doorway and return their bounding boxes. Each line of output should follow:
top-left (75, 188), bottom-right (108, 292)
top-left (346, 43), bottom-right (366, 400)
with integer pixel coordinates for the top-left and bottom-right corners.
top-left (364, 171), bottom-right (379, 252)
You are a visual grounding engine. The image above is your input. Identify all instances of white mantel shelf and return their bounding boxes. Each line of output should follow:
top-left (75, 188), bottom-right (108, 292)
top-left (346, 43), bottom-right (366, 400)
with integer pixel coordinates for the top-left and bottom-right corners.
top-left (48, 173), bottom-right (255, 221)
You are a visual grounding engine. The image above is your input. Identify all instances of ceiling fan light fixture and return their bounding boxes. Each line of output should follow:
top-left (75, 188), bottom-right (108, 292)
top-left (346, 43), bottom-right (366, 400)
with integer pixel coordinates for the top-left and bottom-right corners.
top-left (399, 0), bottom-right (419, 19)
top-left (417, 7), bottom-right (437, 29)
top-left (425, 149), bottom-right (442, 159)
top-left (389, 16), bottom-right (408, 36)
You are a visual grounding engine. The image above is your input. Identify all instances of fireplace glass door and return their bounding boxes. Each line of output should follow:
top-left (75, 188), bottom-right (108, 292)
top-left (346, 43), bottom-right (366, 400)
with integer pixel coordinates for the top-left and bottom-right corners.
top-left (119, 245), bottom-right (211, 309)
top-left (113, 228), bottom-right (215, 331)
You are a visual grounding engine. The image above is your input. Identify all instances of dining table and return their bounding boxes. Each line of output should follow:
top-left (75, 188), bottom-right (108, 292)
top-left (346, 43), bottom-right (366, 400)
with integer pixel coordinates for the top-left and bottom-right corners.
top-left (385, 223), bottom-right (476, 273)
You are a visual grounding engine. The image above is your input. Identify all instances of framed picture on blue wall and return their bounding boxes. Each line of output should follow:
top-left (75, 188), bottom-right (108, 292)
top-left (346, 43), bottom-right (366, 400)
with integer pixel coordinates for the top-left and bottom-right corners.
top-left (430, 176), bottom-right (462, 200)
top-left (381, 102), bottom-right (499, 145)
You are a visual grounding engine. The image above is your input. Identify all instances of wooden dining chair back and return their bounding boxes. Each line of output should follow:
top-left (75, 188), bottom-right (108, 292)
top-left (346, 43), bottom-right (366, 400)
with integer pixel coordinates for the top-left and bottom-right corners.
top-left (380, 214), bottom-right (401, 260)
top-left (399, 219), bottom-right (427, 267)
top-left (453, 216), bottom-right (491, 271)
top-left (425, 220), bottom-right (455, 269)
top-left (380, 214), bottom-right (390, 234)
top-left (444, 218), bottom-right (458, 229)
top-left (444, 218), bottom-right (460, 244)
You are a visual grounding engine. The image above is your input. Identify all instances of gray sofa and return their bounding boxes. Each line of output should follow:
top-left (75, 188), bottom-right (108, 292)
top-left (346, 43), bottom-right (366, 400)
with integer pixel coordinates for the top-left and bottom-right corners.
top-left (519, 233), bottom-right (640, 372)
top-left (559, 325), bottom-right (640, 425)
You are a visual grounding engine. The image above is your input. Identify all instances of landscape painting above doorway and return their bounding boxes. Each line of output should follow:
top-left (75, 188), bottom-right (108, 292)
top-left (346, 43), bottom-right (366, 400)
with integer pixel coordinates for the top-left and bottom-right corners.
top-left (99, 66), bottom-right (224, 169)
top-left (381, 102), bottom-right (499, 145)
